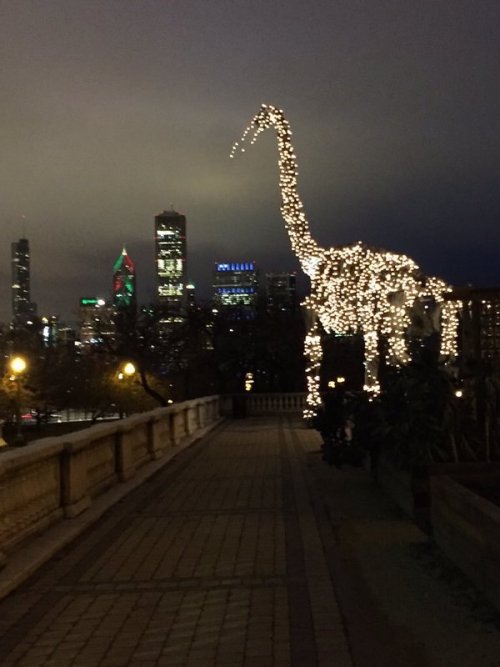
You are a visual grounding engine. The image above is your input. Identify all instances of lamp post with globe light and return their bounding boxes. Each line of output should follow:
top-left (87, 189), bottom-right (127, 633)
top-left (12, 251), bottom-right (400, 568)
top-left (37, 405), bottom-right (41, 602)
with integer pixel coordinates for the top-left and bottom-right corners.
top-left (123, 362), bottom-right (136, 378)
top-left (117, 362), bottom-right (136, 417)
top-left (9, 356), bottom-right (27, 445)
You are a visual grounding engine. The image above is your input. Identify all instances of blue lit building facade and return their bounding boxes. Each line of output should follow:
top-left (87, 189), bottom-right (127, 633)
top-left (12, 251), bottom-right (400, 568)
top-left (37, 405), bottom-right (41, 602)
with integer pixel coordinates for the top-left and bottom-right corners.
top-left (213, 262), bottom-right (259, 317)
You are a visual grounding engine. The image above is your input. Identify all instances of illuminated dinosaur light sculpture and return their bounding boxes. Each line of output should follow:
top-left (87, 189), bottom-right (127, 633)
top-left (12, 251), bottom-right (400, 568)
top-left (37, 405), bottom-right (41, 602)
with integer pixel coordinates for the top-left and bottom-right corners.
top-left (231, 104), bottom-right (461, 417)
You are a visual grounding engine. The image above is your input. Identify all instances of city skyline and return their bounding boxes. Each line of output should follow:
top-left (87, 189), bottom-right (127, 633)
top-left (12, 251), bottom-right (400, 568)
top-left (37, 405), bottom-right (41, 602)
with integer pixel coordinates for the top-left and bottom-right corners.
top-left (6, 226), bottom-right (299, 327)
top-left (1, 1), bottom-right (499, 322)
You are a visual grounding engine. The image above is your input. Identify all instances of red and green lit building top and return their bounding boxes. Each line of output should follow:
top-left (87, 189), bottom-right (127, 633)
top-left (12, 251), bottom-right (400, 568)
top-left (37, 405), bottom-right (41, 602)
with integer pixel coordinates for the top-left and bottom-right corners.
top-left (113, 246), bottom-right (136, 312)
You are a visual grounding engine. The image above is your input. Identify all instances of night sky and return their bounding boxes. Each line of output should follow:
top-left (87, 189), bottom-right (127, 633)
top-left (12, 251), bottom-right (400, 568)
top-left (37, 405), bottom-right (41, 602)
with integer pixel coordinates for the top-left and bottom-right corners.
top-left (1, 0), bottom-right (499, 324)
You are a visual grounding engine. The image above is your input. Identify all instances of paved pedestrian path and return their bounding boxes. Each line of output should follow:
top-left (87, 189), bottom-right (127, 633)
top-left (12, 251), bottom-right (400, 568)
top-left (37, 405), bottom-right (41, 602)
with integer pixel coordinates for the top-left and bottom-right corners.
top-left (0, 418), bottom-right (352, 667)
top-left (2, 417), bottom-right (500, 667)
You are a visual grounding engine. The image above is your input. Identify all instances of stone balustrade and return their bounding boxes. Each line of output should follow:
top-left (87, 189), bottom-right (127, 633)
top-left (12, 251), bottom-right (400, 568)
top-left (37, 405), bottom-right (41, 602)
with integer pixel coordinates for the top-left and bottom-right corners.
top-left (0, 396), bottom-right (221, 568)
top-left (221, 392), bottom-right (306, 416)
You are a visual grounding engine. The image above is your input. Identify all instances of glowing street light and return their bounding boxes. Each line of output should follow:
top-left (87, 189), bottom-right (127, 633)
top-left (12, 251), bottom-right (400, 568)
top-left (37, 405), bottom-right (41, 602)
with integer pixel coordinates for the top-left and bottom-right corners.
top-left (123, 362), bottom-right (136, 377)
top-left (117, 362), bottom-right (137, 419)
top-left (10, 356), bottom-right (27, 375)
top-left (118, 362), bottom-right (136, 382)
top-left (9, 356), bottom-right (28, 445)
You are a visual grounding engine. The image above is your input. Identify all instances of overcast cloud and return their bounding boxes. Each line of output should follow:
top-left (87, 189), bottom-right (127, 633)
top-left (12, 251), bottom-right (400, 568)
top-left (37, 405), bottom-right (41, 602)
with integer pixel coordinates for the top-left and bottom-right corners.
top-left (1, 0), bottom-right (499, 322)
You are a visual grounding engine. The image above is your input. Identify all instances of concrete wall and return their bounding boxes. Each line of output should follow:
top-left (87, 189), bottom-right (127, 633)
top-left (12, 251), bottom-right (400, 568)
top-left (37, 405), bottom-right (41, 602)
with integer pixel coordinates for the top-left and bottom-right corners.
top-left (0, 396), bottom-right (221, 568)
top-left (376, 455), bottom-right (500, 532)
top-left (431, 474), bottom-right (500, 613)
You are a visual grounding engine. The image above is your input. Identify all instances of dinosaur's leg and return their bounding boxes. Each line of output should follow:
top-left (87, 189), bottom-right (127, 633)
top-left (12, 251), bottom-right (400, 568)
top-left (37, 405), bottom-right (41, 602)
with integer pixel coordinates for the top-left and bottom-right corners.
top-left (439, 300), bottom-right (460, 359)
top-left (363, 329), bottom-right (381, 395)
top-left (304, 316), bottom-right (323, 419)
top-left (424, 280), bottom-right (460, 362)
top-left (386, 306), bottom-right (410, 366)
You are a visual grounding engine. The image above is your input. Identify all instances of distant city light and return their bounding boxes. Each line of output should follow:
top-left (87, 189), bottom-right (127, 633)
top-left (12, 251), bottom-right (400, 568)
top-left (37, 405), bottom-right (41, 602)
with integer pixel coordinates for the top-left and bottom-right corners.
top-left (245, 372), bottom-right (254, 392)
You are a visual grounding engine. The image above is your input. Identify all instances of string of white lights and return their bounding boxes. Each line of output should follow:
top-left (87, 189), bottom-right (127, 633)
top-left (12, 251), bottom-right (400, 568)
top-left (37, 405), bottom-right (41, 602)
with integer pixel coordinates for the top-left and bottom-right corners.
top-left (232, 104), bottom-right (461, 418)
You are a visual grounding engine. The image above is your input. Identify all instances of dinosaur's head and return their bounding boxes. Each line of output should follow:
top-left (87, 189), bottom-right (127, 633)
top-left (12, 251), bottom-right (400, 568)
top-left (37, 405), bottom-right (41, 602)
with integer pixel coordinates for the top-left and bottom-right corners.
top-left (230, 104), bottom-right (285, 158)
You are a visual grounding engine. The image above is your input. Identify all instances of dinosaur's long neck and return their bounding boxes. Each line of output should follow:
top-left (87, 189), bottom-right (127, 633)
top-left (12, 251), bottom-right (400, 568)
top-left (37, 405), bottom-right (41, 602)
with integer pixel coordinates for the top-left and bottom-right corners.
top-left (273, 115), bottom-right (320, 274)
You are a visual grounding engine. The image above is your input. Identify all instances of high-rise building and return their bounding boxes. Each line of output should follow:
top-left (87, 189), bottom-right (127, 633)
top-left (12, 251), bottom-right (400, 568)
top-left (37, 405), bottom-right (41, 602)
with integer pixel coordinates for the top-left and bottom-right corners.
top-left (449, 286), bottom-right (500, 373)
top-left (213, 262), bottom-right (259, 317)
top-left (11, 238), bottom-right (36, 324)
top-left (41, 315), bottom-right (59, 347)
top-left (155, 209), bottom-right (187, 320)
top-left (57, 325), bottom-right (77, 347)
top-left (186, 283), bottom-right (196, 309)
top-left (78, 297), bottom-right (115, 346)
top-left (265, 272), bottom-right (297, 312)
top-left (113, 246), bottom-right (136, 313)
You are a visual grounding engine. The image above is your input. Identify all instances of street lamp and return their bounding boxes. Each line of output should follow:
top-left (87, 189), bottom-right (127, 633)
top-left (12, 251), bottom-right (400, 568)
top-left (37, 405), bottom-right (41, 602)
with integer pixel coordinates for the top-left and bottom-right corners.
top-left (9, 355), bottom-right (27, 446)
top-left (118, 362), bottom-right (136, 382)
top-left (117, 362), bottom-right (136, 418)
top-left (123, 362), bottom-right (136, 377)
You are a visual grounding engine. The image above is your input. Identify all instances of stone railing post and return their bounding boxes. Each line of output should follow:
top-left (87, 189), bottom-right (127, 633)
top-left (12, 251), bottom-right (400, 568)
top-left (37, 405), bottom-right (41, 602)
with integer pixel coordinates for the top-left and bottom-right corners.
top-left (187, 402), bottom-right (199, 435)
top-left (171, 408), bottom-right (185, 445)
top-left (148, 409), bottom-right (170, 460)
top-left (61, 443), bottom-right (92, 518)
top-left (116, 421), bottom-right (136, 482)
top-left (184, 404), bottom-right (192, 435)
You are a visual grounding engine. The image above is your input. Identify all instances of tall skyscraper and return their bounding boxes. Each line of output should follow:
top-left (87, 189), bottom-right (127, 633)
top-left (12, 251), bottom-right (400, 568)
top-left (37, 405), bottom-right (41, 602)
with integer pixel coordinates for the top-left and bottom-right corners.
top-left (113, 246), bottom-right (136, 313)
top-left (11, 238), bottom-right (36, 324)
top-left (155, 209), bottom-right (187, 320)
top-left (213, 261), bottom-right (259, 317)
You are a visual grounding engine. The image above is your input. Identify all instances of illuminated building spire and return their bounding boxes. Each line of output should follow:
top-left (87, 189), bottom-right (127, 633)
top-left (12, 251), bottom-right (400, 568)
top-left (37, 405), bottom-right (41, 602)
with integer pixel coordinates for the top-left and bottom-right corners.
top-left (113, 246), bottom-right (136, 311)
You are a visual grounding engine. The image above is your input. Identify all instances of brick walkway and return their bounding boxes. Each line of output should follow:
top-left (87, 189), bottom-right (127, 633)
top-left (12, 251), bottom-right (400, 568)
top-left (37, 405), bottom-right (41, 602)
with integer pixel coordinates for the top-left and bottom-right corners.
top-left (0, 418), bottom-right (352, 667)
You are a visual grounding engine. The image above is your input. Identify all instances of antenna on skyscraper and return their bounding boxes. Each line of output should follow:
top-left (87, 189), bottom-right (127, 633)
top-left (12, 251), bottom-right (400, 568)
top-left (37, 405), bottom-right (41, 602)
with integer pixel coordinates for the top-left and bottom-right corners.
top-left (21, 215), bottom-right (27, 238)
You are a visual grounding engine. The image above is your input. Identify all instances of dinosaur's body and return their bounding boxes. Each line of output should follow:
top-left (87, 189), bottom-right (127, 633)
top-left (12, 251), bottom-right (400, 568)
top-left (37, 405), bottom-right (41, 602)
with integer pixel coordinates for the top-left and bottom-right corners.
top-left (232, 105), bottom-right (460, 416)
